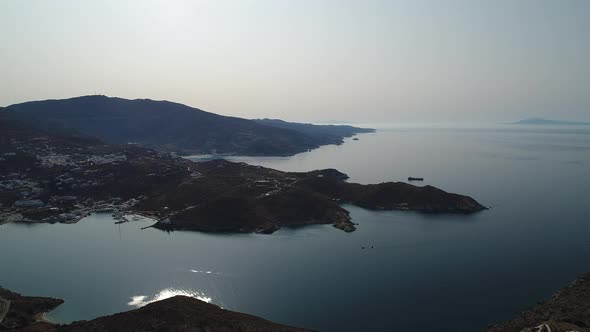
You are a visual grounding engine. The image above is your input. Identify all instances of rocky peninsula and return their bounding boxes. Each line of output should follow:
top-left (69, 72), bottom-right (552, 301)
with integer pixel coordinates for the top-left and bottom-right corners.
top-left (0, 287), bottom-right (63, 331)
top-left (0, 119), bottom-right (485, 233)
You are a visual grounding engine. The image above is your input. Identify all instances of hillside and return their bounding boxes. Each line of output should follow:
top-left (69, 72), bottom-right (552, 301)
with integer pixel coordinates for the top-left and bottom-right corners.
top-left (0, 96), bottom-right (373, 156)
top-left (253, 118), bottom-right (374, 145)
top-left (488, 273), bottom-right (590, 332)
top-left (58, 296), bottom-right (312, 332)
top-left (0, 287), bottom-right (64, 331)
top-left (0, 288), bottom-right (311, 332)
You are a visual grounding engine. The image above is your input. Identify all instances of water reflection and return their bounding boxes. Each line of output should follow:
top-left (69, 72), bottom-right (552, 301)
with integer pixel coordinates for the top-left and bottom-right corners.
top-left (128, 288), bottom-right (212, 308)
top-left (190, 269), bottom-right (222, 275)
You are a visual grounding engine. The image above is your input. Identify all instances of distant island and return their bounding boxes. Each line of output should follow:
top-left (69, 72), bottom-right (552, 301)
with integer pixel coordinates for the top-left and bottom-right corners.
top-left (511, 118), bottom-right (590, 126)
top-left (0, 95), bottom-right (374, 156)
top-left (0, 119), bottom-right (485, 234)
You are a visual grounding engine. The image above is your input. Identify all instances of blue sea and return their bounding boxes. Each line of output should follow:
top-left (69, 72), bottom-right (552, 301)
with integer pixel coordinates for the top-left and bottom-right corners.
top-left (1, 124), bottom-right (589, 331)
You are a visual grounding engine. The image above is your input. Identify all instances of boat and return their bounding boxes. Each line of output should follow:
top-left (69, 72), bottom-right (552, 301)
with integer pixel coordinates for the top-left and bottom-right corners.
top-left (408, 177), bottom-right (424, 181)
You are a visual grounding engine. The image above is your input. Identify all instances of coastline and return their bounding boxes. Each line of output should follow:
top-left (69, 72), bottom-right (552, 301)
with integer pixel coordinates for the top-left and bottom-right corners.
top-left (1, 120), bottom-right (484, 235)
top-left (36, 311), bottom-right (59, 325)
top-left (488, 273), bottom-right (590, 331)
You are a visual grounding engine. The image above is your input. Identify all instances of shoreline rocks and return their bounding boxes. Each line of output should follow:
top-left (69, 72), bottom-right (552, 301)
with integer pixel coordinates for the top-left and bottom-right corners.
top-left (0, 287), bottom-right (63, 331)
top-left (488, 273), bottom-right (590, 332)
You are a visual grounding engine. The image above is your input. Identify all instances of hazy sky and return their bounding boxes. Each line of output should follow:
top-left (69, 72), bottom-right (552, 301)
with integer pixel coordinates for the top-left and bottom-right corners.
top-left (1, 0), bottom-right (589, 123)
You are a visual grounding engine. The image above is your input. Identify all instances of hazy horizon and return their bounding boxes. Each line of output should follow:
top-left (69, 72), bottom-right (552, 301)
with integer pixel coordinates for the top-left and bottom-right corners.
top-left (2, 0), bottom-right (589, 123)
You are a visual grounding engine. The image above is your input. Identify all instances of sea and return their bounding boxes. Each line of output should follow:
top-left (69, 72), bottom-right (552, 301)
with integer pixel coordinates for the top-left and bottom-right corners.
top-left (1, 123), bottom-right (589, 331)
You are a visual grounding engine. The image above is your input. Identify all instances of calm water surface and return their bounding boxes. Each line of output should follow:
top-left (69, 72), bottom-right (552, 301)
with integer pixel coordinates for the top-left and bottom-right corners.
top-left (1, 124), bottom-right (590, 331)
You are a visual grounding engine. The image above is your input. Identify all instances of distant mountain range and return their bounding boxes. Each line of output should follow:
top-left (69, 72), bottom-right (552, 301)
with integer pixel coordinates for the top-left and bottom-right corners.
top-left (512, 118), bottom-right (590, 126)
top-left (0, 95), bottom-right (374, 156)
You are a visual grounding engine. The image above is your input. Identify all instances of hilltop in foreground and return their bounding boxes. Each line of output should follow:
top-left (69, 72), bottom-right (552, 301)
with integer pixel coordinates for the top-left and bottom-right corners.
top-left (0, 119), bottom-right (484, 233)
top-left (4, 272), bottom-right (590, 331)
top-left (0, 287), bottom-right (311, 331)
top-left (0, 95), bottom-right (374, 156)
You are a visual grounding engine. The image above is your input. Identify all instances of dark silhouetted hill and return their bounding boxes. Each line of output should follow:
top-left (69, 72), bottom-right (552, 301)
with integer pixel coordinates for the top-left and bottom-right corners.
top-left (253, 118), bottom-right (374, 145)
top-left (1, 96), bottom-right (373, 156)
top-left (58, 296), bottom-right (313, 332)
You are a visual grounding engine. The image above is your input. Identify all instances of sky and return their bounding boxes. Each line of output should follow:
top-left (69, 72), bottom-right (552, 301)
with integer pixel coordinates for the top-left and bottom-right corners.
top-left (1, 0), bottom-right (589, 123)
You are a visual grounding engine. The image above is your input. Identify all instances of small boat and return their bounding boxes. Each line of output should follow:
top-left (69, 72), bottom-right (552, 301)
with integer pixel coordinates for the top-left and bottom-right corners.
top-left (408, 177), bottom-right (424, 181)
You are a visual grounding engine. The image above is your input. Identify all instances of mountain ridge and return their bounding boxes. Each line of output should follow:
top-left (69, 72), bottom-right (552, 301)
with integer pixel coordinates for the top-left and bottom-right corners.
top-left (253, 118), bottom-right (374, 146)
top-left (1, 95), bottom-right (373, 156)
